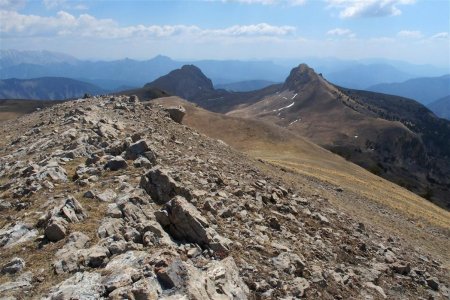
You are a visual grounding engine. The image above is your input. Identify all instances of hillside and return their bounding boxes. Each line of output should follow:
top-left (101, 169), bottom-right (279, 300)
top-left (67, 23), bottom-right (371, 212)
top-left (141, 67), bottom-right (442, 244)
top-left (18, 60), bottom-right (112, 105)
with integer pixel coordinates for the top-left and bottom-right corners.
top-left (0, 77), bottom-right (105, 100)
top-left (368, 75), bottom-right (450, 105)
top-left (215, 80), bottom-right (277, 92)
top-left (0, 95), bottom-right (449, 299)
top-left (428, 95), bottom-right (450, 120)
top-left (325, 63), bottom-right (413, 89)
top-left (0, 99), bottom-right (65, 122)
top-left (144, 64), bottom-right (450, 209)
top-left (144, 65), bottom-right (218, 101)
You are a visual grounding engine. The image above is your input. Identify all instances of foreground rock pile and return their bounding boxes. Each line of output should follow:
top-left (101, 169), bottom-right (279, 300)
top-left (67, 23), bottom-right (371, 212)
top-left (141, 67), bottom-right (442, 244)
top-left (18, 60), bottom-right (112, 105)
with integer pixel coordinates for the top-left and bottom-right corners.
top-left (0, 95), bottom-right (448, 299)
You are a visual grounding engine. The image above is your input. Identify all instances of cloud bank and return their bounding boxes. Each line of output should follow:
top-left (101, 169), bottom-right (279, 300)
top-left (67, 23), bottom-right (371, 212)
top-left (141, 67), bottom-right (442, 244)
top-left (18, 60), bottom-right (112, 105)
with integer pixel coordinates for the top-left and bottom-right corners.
top-left (327, 0), bottom-right (415, 18)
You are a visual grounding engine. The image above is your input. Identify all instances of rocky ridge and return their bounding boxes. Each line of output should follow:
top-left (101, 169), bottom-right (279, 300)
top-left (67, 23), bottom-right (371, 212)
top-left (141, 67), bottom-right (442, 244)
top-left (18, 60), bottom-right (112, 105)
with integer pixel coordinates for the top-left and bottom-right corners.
top-left (0, 95), bottom-right (448, 299)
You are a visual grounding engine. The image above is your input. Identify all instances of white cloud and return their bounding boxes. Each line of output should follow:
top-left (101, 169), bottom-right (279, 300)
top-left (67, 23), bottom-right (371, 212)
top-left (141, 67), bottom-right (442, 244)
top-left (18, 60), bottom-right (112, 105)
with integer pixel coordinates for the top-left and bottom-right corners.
top-left (326, 0), bottom-right (415, 18)
top-left (397, 30), bottom-right (423, 39)
top-left (206, 23), bottom-right (295, 36)
top-left (221, 0), bottom-right (306, 5)
top-left (0, 0), bottom-right (26, 11)
top-left (43, 0), bottom-right (64, 9)
top-left (327, 27), bottom-right (356, 38)
top-left (43, 0), bottom-right (88, 10)
top-left (0, 10), bottom-right (295, 39)
top-left (431, 32), bottom-right (449, 39)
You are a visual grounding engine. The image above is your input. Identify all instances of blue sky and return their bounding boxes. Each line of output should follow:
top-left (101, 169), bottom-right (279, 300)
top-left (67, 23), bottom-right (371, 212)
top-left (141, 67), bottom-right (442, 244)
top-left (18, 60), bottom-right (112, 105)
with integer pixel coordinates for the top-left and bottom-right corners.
top-left (0, 0), bottom-right (449, 66)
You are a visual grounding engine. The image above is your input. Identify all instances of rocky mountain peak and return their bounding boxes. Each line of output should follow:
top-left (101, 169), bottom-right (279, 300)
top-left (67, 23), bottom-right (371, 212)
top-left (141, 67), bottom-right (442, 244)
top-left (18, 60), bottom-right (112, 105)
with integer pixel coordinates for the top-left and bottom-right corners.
top-left (144, 64), bottom-right (214, 100)
top-left (283, 63), bottom-right (322, 91)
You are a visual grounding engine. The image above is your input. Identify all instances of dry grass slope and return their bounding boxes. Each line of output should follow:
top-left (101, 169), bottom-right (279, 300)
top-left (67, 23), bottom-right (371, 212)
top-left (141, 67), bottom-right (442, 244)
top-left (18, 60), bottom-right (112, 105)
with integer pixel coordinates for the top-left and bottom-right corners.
top-left (154, 96), bottom-right (450, 267)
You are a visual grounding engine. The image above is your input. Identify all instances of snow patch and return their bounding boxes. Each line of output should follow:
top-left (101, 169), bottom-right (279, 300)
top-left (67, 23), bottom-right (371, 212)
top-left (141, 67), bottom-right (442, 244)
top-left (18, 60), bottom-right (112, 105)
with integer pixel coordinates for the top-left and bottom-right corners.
top-left (291, 93), bottom-right (298, 100)
top-left (289, 119), bottom-right (300, 125)
top-left (279, 102), bottom-right (295, 111)
top-left (272, 102), bottom-right (295, 112)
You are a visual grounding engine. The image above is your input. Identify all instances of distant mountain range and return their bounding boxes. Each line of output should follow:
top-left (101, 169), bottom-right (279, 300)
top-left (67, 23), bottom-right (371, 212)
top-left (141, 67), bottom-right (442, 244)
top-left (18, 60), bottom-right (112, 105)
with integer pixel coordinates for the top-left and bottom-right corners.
top-left (326, 64), bottom-right (414, 89)
top-left (138, 64), bottom-right (450, 209)
top-left (1, 49), bottom-right (448, 91)
top-left (368, 75), bottom-right (450, 105)
top-left (428, 95), bottom-right (450, 120)
top-left (0, 77), bottom-right (105, 100)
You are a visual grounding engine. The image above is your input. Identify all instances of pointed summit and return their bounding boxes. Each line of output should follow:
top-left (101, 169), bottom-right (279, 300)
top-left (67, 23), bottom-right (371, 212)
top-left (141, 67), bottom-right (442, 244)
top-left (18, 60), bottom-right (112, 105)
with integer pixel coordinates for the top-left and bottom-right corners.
top-left (283, 63), bottom-right (322, 91)
top-left (144, 64), bottom-right (214, 100)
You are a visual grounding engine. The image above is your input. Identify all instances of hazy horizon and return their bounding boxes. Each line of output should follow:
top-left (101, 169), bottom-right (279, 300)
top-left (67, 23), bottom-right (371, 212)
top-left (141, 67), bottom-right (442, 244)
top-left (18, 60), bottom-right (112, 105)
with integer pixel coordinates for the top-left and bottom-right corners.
top-left (1, 0), bottom-right (449, 68)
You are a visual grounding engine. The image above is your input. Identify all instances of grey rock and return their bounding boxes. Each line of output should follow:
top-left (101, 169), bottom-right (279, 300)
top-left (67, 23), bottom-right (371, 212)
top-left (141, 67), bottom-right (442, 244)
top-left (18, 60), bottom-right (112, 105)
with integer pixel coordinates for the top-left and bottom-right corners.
top-left (156, 196), bottom-right (230, 254)
top-left (291, 277), bottom-right (310, 297)
top-left (58, 197), bottom-right (86, 223)
top-left (108, 286), bottom-right (133, 299)
top-left (96, 123), bottom-right (118, 139)
top-left (312, 212), bottom-right (330, 225)
top-left (104, 156), bottom-right (128, 171)
top-left (219, 208), bottom-right (233, 219)
top-left (106, 203), bottom-right (122, 218)
top-left (0, 271), bottom-right (32, 293)
top-left (98, 218), bottom-right (124, 239)
top-left (131, 277), bottom-right (162, 300)
top-left (102, 272), bottom-right (133, 293)
top-left (156, 258), bottom-right (186, 289)
top-left (105, 251), bottom-right (150, 271)
top-left (1, 257), bottom-right (25, 274)
top-left (53, 232), bottom-right (90, 274)
top-left (37, 161), bottom-right (68, 182)
top-left (364, 282), bottom-right (387, 299)
top-left (142, 221), bottom-right (174, 247)
top-left (426, 277), bottom-right (439, 291)
top-left (0, 199), bottom-right (12, 211)
top-left (45, 217), bottom-right (69, 242)
top-left (143, 151), bottom-right (157, 165)
top-left (164, 106), bottom-right (186, 124)
top-left (207, 230), bottom-right (233, 255)
top-left (268, 217), bottom-right (281, 231)
top-left (125, 139), bottom-right (150, 160)
top-left (129, 95), bottom-right (140, 103)
top-left (384, 250), bottom-right (396, 263)
top-left (83, 245), bottom-right (110, 268)
top-left (392, 262), bottom-right (411, 275)
top-left (157, 196), bottom-right (209, 245)
top-left (134, 156), bottom-right (153, 168)
top-left (187, 256), bottom-right (249, 299)
top-left (47, 272), bottom-right (105, 300)
top-left (140, 166), bottom-right (191, 204)
top-left (272, 252), bottom-right (305, 275)
top-left (96, 189), bottom-right (117, 202)
top-left (0, 223), bottom-right (38, 248)
top-left (44, 197), bottom-right (86, 242)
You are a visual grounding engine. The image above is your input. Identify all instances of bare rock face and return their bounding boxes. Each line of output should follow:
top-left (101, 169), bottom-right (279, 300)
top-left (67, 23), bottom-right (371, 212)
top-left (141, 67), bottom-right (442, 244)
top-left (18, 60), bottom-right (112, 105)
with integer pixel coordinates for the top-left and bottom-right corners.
top-left (140, 166), bottom-right (191, 204)
top-left (164, 106), bottom-right (186, 124)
